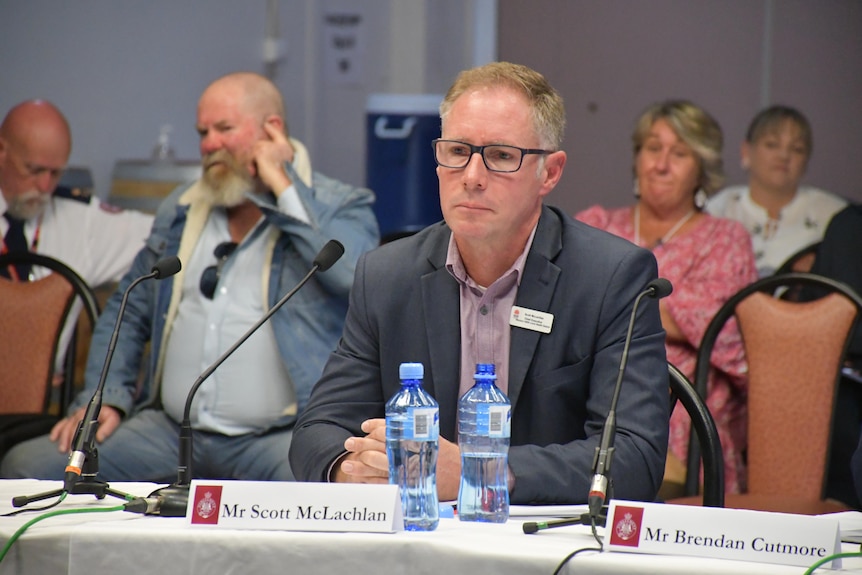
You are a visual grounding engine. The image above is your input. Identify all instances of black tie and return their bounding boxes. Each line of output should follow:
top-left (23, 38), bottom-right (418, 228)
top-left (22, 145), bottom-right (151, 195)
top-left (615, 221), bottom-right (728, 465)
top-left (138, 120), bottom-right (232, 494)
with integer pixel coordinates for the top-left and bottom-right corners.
top-left (2, 212), bottom-right (32, 280)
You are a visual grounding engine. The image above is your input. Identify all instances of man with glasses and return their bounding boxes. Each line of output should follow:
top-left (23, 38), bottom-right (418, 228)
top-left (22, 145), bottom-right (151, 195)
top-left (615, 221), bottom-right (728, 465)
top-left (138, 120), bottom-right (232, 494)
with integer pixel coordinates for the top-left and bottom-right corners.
top-left (290, 62), bottom-right (669, 505)
top-left (2, 73), bottom-right (379, 483)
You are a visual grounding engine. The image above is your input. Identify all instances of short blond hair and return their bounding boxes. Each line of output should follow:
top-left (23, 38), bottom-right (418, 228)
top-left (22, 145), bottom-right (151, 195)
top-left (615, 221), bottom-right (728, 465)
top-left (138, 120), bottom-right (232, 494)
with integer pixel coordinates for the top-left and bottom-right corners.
top-left (440, 62), bottom-right (565, 151)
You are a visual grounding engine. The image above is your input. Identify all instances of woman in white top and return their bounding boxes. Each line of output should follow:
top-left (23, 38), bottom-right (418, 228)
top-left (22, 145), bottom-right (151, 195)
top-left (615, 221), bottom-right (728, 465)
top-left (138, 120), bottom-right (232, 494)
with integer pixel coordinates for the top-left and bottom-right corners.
top-left (707, 106), bottom-right (846, 277)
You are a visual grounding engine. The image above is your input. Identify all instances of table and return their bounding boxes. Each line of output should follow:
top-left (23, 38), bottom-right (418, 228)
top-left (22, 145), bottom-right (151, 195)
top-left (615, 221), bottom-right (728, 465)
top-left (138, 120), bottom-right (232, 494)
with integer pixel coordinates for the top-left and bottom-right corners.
top-left (1, 480), bottom-right (861, 575)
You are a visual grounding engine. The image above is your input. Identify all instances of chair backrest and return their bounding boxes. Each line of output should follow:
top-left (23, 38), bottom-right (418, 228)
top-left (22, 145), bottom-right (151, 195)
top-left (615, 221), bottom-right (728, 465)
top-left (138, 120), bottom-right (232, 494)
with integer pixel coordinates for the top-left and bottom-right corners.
top-left (775, 241), bottom-right (820, 275)
top-left (688, 272), bottom-right (862, 500)
top-left (0, 253), bottom-right (100, 415)
top-left (0, 252), bottom-right (100, 326)
top-left (668, 363), bottom-right (724, 507)
top-left (0, 274), bottom-right (74, 412)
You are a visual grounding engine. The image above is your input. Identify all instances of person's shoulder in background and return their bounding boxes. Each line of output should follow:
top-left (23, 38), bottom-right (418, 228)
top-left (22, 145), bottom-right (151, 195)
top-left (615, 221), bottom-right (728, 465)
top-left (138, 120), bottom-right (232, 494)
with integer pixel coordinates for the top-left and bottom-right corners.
top-left (827, 202), bottom-right (862, 228)
top-left (574, 204), bottom-right (618, 230)
top-left (704, 185), bottom-right (747, 218)
top-left (796, 185), bottom-right (848, 216)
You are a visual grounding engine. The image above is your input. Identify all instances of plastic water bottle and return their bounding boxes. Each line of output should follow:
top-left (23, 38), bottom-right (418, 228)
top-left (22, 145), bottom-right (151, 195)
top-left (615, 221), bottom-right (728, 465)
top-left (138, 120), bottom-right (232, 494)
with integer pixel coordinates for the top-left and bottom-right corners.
top-left (151, 124), bottom-right (176, 162)
top-left (457, 363), bottom-right (511, 523)
top-left (385, 362), bottom-right (440, 531)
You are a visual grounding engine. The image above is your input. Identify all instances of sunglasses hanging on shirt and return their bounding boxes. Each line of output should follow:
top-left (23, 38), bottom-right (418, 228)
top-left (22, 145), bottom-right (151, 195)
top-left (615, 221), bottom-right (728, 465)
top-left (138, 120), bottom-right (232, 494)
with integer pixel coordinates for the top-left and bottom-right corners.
top-left (199, 241), bottom-right (238, 299)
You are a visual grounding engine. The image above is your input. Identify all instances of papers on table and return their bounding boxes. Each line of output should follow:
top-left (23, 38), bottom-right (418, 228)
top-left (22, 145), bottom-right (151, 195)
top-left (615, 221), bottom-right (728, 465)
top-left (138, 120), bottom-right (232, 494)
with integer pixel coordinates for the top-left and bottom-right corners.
top-left (509, 505), bottom-right (589, 520)
top-left (830, 510), bottom-right (862, 543)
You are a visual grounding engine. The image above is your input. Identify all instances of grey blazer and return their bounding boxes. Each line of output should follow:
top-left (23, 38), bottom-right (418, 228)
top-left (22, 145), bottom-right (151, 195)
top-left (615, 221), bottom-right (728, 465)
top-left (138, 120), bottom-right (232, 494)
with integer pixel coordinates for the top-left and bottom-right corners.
top-left (290, 205), bottom-right (669, 505)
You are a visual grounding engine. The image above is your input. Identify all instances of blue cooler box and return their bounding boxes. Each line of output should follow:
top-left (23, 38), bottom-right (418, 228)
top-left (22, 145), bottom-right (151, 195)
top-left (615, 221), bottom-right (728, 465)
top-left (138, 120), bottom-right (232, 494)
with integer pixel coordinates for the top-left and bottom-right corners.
top-left (366, 94), bottom-right (444, 242)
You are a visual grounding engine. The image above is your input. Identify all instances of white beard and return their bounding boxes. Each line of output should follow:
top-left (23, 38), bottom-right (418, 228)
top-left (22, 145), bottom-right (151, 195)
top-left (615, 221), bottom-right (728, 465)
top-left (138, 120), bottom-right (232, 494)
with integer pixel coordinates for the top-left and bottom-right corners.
top-left (5, 189), bottom-right (50, 220)
top-left (200, 153), bottom-right (254, 208)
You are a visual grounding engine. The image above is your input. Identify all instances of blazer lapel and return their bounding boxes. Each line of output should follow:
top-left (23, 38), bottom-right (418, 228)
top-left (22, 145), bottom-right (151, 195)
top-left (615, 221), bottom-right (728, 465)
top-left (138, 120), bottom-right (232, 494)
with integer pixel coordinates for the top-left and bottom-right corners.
top-left (421, 236), bottom-right (462, 438)
top-left (507, 207), bottom-right (563, 409)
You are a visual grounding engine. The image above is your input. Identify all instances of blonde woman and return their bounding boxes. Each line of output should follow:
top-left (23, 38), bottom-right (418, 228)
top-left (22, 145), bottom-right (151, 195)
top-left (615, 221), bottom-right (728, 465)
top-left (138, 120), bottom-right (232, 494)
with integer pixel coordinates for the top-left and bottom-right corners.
top-left (577, 100), bottom-right (758, 494)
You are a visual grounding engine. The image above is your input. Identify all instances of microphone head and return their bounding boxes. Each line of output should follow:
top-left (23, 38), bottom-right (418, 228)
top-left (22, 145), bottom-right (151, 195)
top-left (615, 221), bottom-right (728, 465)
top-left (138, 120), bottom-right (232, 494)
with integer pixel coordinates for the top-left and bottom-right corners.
top-left (151, 256), bottom-right (182, 279)
top-left (522, 522), bottom-right (541, 534)
top-left (314, 240), bottom-right (345, 272)
top-left (648, 277), bottom-right (673, 299)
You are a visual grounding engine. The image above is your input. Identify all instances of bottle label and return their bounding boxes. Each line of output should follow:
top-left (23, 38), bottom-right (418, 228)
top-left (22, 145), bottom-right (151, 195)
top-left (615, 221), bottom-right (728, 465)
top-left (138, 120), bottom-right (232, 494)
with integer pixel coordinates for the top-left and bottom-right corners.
top-left (406, 407), bottom-right (439, 440)
top-left (476, 404), bottom-right (511, 438)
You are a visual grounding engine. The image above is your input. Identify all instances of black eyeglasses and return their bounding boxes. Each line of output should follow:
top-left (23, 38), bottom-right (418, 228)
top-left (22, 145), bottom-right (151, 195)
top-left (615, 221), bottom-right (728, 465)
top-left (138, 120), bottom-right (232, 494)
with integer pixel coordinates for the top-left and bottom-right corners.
top-left (432, 139), bottom-right (553, 173)
top-left (199, 241), bottom-right (238, 299)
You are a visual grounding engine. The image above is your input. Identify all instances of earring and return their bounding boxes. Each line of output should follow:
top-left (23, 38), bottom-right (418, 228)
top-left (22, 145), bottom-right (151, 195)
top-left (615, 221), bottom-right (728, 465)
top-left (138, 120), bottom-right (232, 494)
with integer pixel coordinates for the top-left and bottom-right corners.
top-left (633, 180), bottom-right (640, 198)
top-left (694, 188), bottom-right (708, 209)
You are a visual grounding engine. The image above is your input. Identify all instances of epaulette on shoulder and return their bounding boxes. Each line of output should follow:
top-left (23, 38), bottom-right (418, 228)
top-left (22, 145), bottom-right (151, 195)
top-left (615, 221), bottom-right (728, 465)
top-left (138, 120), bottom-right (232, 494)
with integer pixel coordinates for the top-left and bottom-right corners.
top-left (53, 185), bottom-right (93, 204)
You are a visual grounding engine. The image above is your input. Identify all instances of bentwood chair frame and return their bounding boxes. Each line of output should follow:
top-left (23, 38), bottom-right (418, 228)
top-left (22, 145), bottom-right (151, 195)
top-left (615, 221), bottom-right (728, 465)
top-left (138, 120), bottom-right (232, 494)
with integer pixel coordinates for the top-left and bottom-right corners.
top-left (0, 252), bottom-right (100, 459)
top-left (668, 362), bottom-right (724, 507)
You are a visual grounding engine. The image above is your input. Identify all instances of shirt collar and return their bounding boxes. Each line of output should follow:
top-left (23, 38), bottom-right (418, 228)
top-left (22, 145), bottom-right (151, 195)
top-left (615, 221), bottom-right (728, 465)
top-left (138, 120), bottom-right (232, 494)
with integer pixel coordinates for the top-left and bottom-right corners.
top-left (444, 224), bottom-right (538, 290)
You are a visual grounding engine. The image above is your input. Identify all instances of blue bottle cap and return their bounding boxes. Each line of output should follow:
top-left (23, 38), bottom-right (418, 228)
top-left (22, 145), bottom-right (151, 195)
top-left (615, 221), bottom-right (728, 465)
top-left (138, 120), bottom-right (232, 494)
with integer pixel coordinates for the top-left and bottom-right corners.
top-left (399, 362), bottom-right (424, 380)
top-left (474, 363), bottom-right (496, 380)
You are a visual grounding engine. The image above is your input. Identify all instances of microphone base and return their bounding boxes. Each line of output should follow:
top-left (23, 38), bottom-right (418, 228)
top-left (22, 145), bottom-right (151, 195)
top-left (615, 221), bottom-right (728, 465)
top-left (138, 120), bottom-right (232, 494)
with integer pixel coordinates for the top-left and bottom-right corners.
top-left (149, 483), bottom-right (191, 517)
top-left (12, 477), bottom-right (134, 508)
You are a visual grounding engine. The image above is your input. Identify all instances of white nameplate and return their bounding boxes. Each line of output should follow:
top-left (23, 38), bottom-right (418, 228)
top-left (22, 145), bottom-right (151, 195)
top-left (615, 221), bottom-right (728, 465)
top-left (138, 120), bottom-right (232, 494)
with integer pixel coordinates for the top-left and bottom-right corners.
top-left (510, 306), bottom-right (554, 334)
top-left (606, 500), bottom-right (841, 569)
top-left (185, 480), bottom-right (403, 533)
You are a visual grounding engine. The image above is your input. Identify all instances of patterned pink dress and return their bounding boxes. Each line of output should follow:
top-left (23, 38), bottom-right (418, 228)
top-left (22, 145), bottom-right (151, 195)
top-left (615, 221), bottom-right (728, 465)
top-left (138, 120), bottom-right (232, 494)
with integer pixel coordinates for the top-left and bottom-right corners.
top-left (576, 205), bottom-right (758, 493)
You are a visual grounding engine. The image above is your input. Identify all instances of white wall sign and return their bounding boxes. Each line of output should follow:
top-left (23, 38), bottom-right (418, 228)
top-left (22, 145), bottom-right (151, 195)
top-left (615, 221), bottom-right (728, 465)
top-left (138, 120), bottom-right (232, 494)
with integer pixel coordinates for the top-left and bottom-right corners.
top-left (322, 10), bottom-right (364, 86)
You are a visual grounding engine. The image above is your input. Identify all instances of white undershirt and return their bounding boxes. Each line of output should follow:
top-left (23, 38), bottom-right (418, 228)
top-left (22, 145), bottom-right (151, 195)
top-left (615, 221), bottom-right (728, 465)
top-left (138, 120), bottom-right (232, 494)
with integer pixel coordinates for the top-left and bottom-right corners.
top-left (160, 208), bottom-right (295, 434)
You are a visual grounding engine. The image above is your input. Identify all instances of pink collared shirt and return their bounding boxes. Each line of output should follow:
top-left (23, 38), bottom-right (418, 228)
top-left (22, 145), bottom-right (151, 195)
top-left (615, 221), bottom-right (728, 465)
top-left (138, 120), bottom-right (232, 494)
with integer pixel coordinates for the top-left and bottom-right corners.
top-left (445, 226), bottom-right (537, 398)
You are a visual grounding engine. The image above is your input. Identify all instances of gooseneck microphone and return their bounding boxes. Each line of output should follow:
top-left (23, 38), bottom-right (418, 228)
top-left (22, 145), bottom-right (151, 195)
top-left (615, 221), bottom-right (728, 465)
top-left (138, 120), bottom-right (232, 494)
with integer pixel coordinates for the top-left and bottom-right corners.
top-left (141, 240), bottom-right (345, 517)
top-left (587, 277), bottom-right (672, 520)
top-left (523, 277), bottom-right (672, 535)
top-left (63, 256), bottom-right (182, 493)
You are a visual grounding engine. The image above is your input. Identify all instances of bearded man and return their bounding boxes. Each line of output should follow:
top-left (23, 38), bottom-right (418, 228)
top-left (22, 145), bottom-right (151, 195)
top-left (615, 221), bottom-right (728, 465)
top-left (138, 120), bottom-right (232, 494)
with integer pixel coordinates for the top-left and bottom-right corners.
top-left (1, 72), bottom-right (380, 482)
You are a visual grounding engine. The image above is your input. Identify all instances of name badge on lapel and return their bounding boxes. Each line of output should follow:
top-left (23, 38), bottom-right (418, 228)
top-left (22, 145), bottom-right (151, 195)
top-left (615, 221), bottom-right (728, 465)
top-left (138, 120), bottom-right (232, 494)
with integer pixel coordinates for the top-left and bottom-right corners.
top-left (509, 306), bottom-right (554, 334)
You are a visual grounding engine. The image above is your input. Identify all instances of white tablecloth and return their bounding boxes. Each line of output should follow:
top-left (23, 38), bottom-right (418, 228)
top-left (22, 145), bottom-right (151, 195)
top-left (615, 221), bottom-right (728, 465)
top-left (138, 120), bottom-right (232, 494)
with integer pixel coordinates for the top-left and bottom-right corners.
top-left (1, 480), bottom-right (860, 575)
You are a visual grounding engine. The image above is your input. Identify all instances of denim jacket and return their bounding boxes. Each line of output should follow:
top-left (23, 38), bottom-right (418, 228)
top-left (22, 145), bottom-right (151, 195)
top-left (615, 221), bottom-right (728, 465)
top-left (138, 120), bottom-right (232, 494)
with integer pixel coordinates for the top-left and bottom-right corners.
top-left (74, 161), bottom-right (379, 432)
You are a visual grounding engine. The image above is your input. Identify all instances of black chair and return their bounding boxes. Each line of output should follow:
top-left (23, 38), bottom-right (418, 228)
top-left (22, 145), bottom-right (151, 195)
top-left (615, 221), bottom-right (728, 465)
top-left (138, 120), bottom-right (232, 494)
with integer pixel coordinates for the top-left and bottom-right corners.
top-left (667, 363), bottom-right (724, 507)
top-left (0, 252), bottom-right (101, 460)
top-left (774, 241), bottom-right (820, 275)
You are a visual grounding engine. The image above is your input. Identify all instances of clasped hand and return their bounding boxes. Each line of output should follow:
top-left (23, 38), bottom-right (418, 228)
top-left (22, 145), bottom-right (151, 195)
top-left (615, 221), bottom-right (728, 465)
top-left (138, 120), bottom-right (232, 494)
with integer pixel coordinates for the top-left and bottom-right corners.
top-left (334, 418), bottom-right (462, 501)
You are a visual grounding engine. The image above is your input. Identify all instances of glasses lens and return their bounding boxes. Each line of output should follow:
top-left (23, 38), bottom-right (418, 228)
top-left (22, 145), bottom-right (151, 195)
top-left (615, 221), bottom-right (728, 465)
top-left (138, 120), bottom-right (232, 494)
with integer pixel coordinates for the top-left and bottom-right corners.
top-left (199, 241), bottom-right (238, 299)
top-left (199, 265), bottom-right (218, 299)
top-left (214, 241), bottom-right (237, 259)
top-left (483, 145), bottom-right (522, 172)
top-left (435, 140), bottom-right (469, 168)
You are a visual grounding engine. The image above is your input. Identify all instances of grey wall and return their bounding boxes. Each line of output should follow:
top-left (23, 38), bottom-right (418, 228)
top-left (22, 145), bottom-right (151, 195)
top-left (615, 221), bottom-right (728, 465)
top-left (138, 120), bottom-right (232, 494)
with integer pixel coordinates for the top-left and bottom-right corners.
top-left (0, 0), bottom-right (483, 202)
top-left (499, 0), bottom-right (862, 216)
top-left (3, 0), bottom-right (860, 221)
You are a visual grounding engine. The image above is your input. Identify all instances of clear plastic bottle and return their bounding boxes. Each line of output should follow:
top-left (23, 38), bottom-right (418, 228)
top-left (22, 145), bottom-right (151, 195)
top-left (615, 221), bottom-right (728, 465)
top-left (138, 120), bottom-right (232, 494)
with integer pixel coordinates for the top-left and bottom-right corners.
top-left (457, 363), bottom-right (511, 523)
top-left (151, 124), bottom-right (176, 163)
top-left (385, 362), bottom-right (440, 531)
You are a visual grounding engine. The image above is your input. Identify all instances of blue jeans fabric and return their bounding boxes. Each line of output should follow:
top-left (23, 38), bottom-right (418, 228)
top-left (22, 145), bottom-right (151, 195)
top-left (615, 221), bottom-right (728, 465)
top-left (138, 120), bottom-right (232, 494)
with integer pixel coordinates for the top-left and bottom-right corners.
top-left (0, 410), bottom-right (294, 482)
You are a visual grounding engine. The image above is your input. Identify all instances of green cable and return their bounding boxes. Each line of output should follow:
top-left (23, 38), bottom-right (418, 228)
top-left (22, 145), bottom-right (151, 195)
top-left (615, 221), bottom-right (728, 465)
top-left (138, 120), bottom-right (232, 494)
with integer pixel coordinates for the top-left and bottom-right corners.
top-left (0, 495), bottom-right (127, 565)
top-left (803, 550), bottom-right (862, 574)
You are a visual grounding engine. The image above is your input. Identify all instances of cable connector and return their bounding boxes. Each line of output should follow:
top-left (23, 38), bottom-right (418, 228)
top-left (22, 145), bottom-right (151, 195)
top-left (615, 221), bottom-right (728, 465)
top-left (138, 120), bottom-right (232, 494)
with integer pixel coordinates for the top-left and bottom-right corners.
top-left (123, 497), bottom-right (161, 515)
